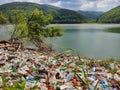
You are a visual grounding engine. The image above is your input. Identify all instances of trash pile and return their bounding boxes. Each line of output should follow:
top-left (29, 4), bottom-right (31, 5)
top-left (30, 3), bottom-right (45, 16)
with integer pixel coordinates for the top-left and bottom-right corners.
top-left (0, 41), bottom-right (120, 90)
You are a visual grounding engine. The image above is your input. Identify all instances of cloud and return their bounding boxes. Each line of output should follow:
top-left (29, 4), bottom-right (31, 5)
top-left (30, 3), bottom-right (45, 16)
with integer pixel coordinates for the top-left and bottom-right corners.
top-left (60, 0), bottom-right (81, 10)
top-left (79, 0), bottom-right (120, 11)
top-left (80, 1), bottom-right (95, 11)
top-left (40, 0), bottom-right (61, 7)
top-left (0, 0), bottom-right (42, 5)
top-left (49, 1), bottom-right (61, 7)
top-left (0, 0), bottom-right (120, 11)
top-left (41, 0), bottom-right (81, 10)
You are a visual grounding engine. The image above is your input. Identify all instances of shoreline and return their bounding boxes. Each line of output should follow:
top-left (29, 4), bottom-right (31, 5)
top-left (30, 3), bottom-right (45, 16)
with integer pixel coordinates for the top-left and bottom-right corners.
top-left (50, 23), bottom-right (120, 26)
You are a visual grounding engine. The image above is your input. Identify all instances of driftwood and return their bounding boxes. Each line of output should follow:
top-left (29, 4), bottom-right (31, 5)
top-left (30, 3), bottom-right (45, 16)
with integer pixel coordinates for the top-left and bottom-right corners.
top-left (0, 40), bottom-right (53, 52)
top-left (0, 40), bottom-right (24, 51)
top-left (0, 40), bottom-right (10, 44)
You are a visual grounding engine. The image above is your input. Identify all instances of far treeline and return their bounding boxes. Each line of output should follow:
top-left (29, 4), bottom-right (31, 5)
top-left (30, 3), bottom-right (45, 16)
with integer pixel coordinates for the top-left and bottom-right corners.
top-left (0, 2), bottom-right (120, 24)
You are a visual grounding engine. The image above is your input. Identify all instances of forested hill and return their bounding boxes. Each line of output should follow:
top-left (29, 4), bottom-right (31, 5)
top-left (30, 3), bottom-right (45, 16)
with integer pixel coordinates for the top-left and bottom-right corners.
top-left (0, 2), bottom-right (86, 24)
top-left (78, 11), bottom-right (103, 19)
top-left (97, 6), bottom-right (120, 23)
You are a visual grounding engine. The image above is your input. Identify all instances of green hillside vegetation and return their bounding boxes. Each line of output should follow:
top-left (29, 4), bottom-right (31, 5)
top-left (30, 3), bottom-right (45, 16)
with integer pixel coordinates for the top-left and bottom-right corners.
top-left (97, 6), bottom-right (120, 23)
top-left (0, 2), bottom-right (86, 24)
top-left (53, 9), bottom-right (85, 23)
top-left (78, 11), bottom-right (103, 19)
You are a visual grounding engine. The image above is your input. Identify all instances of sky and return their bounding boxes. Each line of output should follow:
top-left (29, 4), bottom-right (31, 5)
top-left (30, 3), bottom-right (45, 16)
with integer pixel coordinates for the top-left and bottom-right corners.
top-left (0, 0), bottom-right (120, 11)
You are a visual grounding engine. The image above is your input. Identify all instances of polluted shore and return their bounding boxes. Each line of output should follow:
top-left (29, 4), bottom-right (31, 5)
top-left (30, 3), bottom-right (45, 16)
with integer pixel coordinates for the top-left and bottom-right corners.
top-left (0, 40), bottom-right (120, 90)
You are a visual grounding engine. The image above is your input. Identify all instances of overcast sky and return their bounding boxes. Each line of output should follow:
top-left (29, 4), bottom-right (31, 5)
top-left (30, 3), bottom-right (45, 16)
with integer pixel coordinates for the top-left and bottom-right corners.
top-left (0, 0), bottom-right (120, 11)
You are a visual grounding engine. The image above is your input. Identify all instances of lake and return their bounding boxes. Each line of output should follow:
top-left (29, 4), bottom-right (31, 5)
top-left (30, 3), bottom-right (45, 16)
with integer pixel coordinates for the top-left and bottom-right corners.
top-left (0, 24), bottom-right (120, 59)
top-left (51, 24), bottom-right (120, 59)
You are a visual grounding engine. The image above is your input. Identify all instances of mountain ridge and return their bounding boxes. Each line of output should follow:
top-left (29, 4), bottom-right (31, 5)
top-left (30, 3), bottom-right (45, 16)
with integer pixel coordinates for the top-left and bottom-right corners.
top-left (1, 2), bottom-right (119, 24)
top-left (97, 5), bottom-right (120, 23)
top-left (0, 2), bottom-right (86, 24)
top-left (78, 10), bottom-right (103, 19)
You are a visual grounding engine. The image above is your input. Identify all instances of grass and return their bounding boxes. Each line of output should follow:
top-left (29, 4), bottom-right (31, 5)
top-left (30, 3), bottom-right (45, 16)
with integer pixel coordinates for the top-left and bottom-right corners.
top-left (73, 63), bottom-right (99, 90)
top-left (1, 74), bottom-right (38, 90)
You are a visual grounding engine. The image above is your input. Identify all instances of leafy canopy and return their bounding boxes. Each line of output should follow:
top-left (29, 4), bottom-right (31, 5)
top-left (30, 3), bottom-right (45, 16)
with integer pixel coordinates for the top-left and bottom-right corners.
top-left (11, 10), bottom-right (28, 40)
top-left (10, 8), bottom-right (64, 48)
top-left (28, 8), bottom-right (53, 40)
top-left (0, 11), bottom-right (8, 24)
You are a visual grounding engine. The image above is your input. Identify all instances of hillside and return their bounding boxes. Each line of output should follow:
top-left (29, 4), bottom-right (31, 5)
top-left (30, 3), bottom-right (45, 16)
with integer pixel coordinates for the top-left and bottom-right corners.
top-left (0, 2), bottom-right (86, 24)
top-left (97, 6), bottom-right (120, 23)
top-left (78, 11), bottom-right (103, 19)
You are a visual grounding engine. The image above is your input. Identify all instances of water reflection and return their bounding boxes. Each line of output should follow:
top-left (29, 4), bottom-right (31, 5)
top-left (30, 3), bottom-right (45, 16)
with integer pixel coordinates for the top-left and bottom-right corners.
top-left (105, 27), bottom-right (120, 33)
top-left (53, 24), bottom-right (120, 59)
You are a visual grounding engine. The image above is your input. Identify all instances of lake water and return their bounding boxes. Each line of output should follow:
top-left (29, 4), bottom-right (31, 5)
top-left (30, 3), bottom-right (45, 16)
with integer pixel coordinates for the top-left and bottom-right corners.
top-left (0, 24), bottom-right (120, 59)
top-left (51, 24), bottom-right (120, 59)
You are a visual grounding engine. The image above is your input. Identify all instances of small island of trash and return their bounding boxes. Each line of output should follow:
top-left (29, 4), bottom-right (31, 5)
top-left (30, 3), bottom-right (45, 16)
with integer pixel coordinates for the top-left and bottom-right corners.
top-left (0, 40), bottom-right (120, 90)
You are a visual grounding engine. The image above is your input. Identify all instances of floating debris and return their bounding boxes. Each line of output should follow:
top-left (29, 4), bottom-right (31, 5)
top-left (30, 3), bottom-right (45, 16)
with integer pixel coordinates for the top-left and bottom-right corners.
top-left (0, 40), bottom-right (120, 90)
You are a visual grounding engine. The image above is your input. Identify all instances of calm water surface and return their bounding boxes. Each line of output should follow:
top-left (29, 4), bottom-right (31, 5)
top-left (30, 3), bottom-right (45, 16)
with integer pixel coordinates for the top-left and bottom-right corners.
top-left (0, 24), bottom-right (120, 59)
top-left (52, 24), bottom-right (120, 59)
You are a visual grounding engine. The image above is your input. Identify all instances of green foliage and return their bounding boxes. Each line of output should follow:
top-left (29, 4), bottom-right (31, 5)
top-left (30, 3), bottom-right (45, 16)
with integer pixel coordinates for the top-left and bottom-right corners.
top-left (73, 64), bottom-right (99, 90)
top-left (1, 74), bottom-right (38, 90)
top-left (97, 6), bottom-right (120, 23)
top-left (52, 9), bottom-right (85, 23)
top-left (46, 26), bottom-right (64, 37)
top-left (5, 86), bottom-right (16, 90)
top-left (31, 85), bottom-right (38, 90)
top-left (14, 80), bottom-right (26, 90)
top-left (27, 8), bottom-right (54, 48)
top-left (28, 8), bottom-right (53, 40)
top-left (78, 10), bottom-right (103, 19)
top-left (1, 74), bottom-right (7, 89)
top-left (84, 19), bottom-right (97, 23)
top-left (10, 10), bottom-right (28, 40)
top-left (10, 8), bottom-right (64, 49)
top-left (0, 11), bottom-right (8, 24)
top-left (0, 2), bottom-right (86, 24)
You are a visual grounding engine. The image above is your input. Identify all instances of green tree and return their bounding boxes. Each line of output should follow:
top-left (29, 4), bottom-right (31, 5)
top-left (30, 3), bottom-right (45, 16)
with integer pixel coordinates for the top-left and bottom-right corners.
top-left (11, 9), bottom-right (64, 49)
top-left (10, 10), bottom-right (28, 40)
top-left (27, 9), bottom-right (64, 49)
top-left (0, 12), bottom-right (8, 24)
top-left (27, 8), bottom-right (53, 47)
top-left (47, 26), bottom-right (64, 37)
